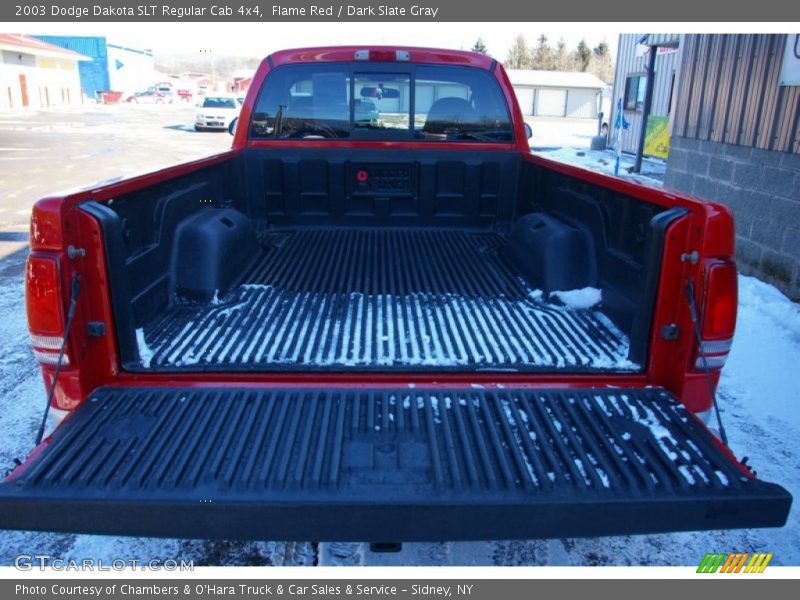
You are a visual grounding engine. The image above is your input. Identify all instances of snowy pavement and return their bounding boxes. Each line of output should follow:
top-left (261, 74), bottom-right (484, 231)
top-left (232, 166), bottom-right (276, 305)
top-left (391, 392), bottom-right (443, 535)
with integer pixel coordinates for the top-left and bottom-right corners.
top-left (525, 115), bottom-right (668, 188)
top-left (524, 116), bottom-right (600, 150)
top-left (532, 146), bottom-right (667, 188)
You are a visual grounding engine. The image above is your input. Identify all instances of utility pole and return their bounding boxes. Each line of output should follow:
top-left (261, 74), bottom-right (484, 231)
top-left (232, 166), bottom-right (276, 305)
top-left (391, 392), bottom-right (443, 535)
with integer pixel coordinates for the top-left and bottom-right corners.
top-left (632, 37), bottom-right (679, 173)
top-left (200, 47), bottom-right (215, 92)
top-left (633, 41), bottom-right (658, 174)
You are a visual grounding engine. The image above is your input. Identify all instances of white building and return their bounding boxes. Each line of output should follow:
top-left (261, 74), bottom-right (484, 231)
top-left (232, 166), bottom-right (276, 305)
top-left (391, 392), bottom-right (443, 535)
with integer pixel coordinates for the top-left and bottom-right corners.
top-left (0, 33), bottom-right (88, 110)
top-left (507, 69), bottom-right (608, 118)
top-left (107, 43), bottom-right (158, 94)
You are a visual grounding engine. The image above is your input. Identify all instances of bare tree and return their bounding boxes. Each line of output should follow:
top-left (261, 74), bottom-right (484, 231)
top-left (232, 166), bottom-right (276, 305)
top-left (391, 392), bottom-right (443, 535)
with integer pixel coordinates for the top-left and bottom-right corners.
top-left (505, 34), bottom-right (614, 79)
top-left (505, 34), bottom-right (532, 69)
top-left (531, 34), bottom-right (553, 70)
top-left (554, 37), bottom-right (581, 71)
top-left (588, 38), bottom-right (614, 82)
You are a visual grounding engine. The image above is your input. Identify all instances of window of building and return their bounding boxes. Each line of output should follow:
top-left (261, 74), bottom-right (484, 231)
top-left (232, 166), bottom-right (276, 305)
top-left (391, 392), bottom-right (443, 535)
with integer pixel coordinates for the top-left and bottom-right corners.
top-left (624, 74), bottom-right (648, 111)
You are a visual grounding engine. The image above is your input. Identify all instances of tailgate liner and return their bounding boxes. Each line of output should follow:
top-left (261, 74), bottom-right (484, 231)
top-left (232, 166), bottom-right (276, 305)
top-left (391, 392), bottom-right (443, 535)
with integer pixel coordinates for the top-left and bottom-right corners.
top-left (140, 229), bottom-right (633, 372)
top-left (0, 386), bottom-right (790, 541)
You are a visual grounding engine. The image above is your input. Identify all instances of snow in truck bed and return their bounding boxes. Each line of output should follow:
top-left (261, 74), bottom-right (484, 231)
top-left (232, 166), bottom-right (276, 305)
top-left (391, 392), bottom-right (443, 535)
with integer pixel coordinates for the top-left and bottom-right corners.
top-left (139, 229), bottom-right (637, 372)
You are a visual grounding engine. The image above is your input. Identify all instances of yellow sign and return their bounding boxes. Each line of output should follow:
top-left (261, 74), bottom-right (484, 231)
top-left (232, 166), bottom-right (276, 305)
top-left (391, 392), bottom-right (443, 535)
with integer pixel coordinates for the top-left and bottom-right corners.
top-left (697, 552), bottom-right (773, 573)
top-left (644, 115), bottom-right (671, 159)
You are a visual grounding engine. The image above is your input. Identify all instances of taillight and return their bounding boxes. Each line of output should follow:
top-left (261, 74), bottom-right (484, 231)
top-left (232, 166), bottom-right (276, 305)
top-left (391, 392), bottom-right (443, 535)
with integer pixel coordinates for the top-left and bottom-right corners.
top-left (696, 260), bottom-right (738, 369)
top-left (354, 49), bottom-right (410, 61)
top-left (25, 254), bottom-right (69, 365)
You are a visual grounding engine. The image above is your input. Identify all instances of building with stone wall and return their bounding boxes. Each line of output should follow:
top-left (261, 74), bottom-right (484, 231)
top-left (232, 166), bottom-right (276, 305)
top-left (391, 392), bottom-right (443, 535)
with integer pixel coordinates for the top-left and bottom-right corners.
top-left (664, 34), bottom-right (800, 299)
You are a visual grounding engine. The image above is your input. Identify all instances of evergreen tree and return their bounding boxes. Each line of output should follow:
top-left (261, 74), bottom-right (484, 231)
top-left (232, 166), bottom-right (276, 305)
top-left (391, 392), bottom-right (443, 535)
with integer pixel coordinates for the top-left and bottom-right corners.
top-left (471, 38), bottom-right (489, 55)
top-left (577, 39), bottom-right (592, 71)
top-left (593, 40), bottom-right (610, 57)
top-left (532, 34), bottom-right (553, 70)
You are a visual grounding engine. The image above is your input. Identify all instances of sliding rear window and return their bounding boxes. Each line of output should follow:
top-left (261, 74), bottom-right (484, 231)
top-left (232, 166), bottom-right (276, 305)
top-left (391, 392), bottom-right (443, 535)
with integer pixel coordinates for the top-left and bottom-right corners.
top-left (249, 63), bottom-right (513, 142)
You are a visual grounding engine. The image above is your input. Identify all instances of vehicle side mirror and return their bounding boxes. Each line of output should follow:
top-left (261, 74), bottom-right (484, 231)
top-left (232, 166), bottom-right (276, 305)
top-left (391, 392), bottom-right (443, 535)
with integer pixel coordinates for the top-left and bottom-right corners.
top-left (228, 117), bottom-right (238, 136)
top-left (524, 123), bottom-right (533, 139)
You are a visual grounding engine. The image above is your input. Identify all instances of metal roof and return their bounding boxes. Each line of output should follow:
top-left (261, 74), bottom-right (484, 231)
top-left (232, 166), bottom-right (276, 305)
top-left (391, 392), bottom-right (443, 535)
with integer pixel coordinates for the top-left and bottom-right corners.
top-left (107, 43), bottom-right (153, 57)
top-left (506, 69), bottom-right (608, 90)
top-left (0, 34), bottom-right (90, 61)
top-left (232, 68), bottom-right (257, 80)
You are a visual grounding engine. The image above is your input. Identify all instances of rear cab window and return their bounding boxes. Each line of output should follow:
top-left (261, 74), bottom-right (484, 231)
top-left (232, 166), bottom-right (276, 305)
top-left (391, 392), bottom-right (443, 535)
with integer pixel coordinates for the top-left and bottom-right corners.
top-left (249, 63), bottom-right (513, 142)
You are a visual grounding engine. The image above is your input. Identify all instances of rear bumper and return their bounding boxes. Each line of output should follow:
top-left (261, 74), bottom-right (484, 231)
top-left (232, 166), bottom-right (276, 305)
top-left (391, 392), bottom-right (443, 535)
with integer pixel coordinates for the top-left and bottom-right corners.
top-left (195, 119), bottom-right (227, 129)
top-left (0, 489), bottom-right (790, 542)
top-left (0, 386), bottom-right (791, 541)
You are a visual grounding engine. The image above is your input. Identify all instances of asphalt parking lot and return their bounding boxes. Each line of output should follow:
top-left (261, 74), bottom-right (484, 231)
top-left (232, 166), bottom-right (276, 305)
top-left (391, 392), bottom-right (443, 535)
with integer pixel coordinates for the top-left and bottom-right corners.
top-left (0, 102), bottom-right (230, 230)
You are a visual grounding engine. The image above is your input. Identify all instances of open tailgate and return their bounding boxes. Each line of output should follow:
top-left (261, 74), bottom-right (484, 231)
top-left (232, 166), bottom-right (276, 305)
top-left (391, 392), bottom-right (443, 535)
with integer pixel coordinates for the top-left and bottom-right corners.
top-left (0, 386), bottom-right (791, 541)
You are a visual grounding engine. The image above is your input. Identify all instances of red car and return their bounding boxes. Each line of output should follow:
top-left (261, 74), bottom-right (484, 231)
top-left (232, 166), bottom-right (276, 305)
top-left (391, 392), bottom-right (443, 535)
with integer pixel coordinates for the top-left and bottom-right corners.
top-left (125, 89), bottom-right (167, 104)
top-left (0, 46), bottom-right (791, 544)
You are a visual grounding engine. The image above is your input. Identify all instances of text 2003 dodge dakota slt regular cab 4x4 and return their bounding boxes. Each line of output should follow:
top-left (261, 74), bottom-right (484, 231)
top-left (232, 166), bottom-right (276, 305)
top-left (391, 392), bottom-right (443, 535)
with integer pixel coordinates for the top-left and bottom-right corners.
top-left (0, 47), bottom-right (791, 542)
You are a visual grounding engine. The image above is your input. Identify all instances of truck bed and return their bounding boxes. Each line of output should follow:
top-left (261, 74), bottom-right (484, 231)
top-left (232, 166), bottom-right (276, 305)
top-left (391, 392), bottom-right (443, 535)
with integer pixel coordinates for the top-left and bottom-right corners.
top-left (139, 228), bottom-right (634, 372)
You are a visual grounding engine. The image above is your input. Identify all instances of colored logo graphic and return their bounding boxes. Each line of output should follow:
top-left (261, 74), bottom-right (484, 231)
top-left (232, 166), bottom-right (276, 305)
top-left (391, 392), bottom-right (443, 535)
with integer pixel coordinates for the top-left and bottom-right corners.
top-left (697, 552), bottom-right (773, 573)
top-left (643, 115), bottom-right (671, 159)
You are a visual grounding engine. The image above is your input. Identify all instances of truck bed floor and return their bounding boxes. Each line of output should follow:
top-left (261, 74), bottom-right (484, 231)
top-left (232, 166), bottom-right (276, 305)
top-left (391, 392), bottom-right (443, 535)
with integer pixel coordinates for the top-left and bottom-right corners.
top-left (140, 229), bottom-right (634, 371)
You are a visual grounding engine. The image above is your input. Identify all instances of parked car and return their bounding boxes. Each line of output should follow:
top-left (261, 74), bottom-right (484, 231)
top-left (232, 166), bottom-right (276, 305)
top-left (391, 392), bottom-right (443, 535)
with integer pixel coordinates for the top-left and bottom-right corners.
top-left (126, 90), bottom-right (167, 104)
top-left (177, 89), bottom-right (194, 103)
top-left (2, 46), bottom-right (791, 545)
top-left (194, 95), bottom-right (241, 131)
top-left (354, 98), bottom-right (379, 125)
top-left (154, 85), bottom-right (177, 103)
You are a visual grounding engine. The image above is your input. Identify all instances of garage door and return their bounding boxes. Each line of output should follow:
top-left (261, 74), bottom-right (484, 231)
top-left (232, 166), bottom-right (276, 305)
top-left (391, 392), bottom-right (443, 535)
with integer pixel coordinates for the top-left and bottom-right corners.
top-left (566, 89), bottom-right (598, 118)
top-left (535, 89), bottom-right (567, 117)
top-left (514, 87), bottom-right (534, 115)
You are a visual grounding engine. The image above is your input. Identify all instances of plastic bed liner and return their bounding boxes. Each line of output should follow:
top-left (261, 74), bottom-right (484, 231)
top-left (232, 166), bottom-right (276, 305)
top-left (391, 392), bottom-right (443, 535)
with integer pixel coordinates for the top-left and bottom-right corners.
top-left (139, 229), bottom-right (635, 372)
top-left (0, 386), bottom-right (790, 541)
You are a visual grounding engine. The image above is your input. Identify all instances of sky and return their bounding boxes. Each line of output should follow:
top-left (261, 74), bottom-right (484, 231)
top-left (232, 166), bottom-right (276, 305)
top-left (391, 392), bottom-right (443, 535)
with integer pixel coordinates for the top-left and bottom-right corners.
top-left (19, 22), bottom-right (619, 59)
top-left (11, 21), bottom-right (796, 61)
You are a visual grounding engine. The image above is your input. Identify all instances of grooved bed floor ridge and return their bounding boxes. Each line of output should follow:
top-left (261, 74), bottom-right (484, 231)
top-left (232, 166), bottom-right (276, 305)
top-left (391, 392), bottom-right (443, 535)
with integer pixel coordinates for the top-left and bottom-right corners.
top-left (17, 386), bottom-right (743, 495)
top-left (141, 229), bottom-right (636, 371)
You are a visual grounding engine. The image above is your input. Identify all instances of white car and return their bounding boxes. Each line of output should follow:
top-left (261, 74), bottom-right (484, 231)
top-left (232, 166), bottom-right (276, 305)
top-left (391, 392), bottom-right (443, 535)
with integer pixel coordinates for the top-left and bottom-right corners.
top-left (195, 96), bottom-right (241, 131)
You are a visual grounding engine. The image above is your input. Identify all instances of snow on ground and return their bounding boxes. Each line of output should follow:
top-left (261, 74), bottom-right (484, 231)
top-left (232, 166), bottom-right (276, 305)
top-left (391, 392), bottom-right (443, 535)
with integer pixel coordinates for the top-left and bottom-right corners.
top-left (722, 275), bottom-right (800, 426)
top-left (525, 115), bottom-right (667, 187)
top-left (532, 146), bottom-right (667, 188)
top-left (524, 116), bottom-right (599, 149)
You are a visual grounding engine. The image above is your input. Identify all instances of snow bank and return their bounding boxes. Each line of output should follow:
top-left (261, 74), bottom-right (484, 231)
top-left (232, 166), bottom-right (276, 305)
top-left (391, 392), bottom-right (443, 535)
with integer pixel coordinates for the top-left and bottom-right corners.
top-left (550, 287), bottom-right (602, 309)
top-left (135, 328), bottom-right (153, 368)
top-left (721, 275), bottom-right (800, 428)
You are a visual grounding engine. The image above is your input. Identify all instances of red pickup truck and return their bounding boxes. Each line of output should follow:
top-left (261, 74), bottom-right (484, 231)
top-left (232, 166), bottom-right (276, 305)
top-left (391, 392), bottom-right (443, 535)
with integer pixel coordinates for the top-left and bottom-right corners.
top-left (0, 47), bottom-right (790, 543)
